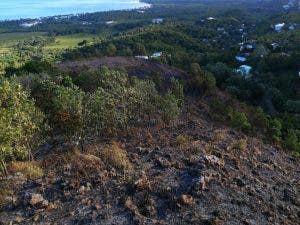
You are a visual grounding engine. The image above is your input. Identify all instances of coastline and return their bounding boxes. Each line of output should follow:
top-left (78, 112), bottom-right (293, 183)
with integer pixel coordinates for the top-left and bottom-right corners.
top-left (0, 1), bottom-right (152, 22)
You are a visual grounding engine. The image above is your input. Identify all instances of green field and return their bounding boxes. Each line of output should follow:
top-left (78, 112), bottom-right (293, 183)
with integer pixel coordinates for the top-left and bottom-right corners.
top-left (0, 32), bottom-right (98, 54)
top-left (0, 32), bottom-right (46, 53)
top-left (45, 34), bottom-right (98, 50)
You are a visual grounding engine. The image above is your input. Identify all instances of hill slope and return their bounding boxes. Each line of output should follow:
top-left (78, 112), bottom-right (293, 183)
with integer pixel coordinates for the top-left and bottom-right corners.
top-left (0, 93), bottom-right (299, 225)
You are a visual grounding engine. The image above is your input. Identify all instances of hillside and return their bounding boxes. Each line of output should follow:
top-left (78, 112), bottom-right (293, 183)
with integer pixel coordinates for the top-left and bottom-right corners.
top-left (0, 59), bottom-right (299, 225)
top-left (0, 1), bottom-right (299, 224)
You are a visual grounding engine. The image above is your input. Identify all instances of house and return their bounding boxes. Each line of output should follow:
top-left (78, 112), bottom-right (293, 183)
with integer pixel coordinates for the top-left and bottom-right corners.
top-left (246, 44), bottom-right (254, 50)
top-left (236, 65), bottom-right (252, 76)
top-left (289, 23), bottom-right (297, 30)
top-left (275, 23), bottom-right (285, 32)
top-left (81, 21), bottom-right (91, 25)
top-left (152, 18), bottom-right (164, 24)
top-left (20, 21), bottom-right (40, 28)
top-left (135, 56), bottom-right (149, 60)
top-left (271, 43), bottom-right (279, 50)
top-left (106, 21), bottom-right (115, 25)
top-left (235, 56), bottom-right (247, 62)
top-left (207, 17), bottom-right (216, 21)
top-left (151, 52), bottom-right (162, 58)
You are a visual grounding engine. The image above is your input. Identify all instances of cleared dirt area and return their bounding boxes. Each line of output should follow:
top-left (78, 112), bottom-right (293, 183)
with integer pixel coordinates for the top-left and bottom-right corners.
top-left (59, 56), bottom-right (188, 80)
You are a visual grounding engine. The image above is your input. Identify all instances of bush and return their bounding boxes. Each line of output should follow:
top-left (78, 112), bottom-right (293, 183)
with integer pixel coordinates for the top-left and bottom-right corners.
top-left (0, 80), bottom-right (45, 172)
top-left (209, 98), bottom-right (233, 122)
top-left (176, 134), bottom-right (191, 146)
top-left (267, 118), bottom-right (282, 143)
top-left (190, 63), bottom-right (216, 94)
top-left (285, 100), bottom-right (300, 114)
top-left (130, 78), bottom-right (160, 123)
top-left (284, 129), bottom-right (300, 153)
top-left (100, 142), bottom-right (132, 170)
top-left (8, 161), bottom-right (43, 179)
top-left (170, 77), bottom-right (184, 107)
top-left (85, 69), bottom-right (132, 135)
top-left (160, 91), bottom-right (181, 125)
top-left (252, 107), bottom-right (269, 130)
top-left (231, 111), bottom-right (252, 133)
top-left (51, 85), bottom-right (85, 135)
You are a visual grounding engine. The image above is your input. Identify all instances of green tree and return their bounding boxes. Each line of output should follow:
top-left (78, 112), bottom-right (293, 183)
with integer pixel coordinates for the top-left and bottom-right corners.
top-left (0, 80), bottom-right (44, 172)
top-left (51, 85), bottom-right (85, 136)
top-left (252, 107), bottom-right (269, 130)
top-left (284, 129), bottom-right (300, 153)
top-left (170, 77), bottom-right (184, 107)
top-left (231, 111), bottom-right (252, 133)
top-left (268, 118), bottom-right (282, 143)
top-left (160, 91), bottom-right (181, 125)
top-left (105, 43), bottom-right (117, 56)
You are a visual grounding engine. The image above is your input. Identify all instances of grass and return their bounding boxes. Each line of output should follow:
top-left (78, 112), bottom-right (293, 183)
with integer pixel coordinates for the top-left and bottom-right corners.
top-left (0, 32), bottom-right (98, 54)
top-left (8, 161), bottom-right (44, 179)
top-left (0, 32), bottom-right (46, 53)
top-left (45, 33), bottom-right (98, 50)
top-left (99, 142), bottom-right (132, 170)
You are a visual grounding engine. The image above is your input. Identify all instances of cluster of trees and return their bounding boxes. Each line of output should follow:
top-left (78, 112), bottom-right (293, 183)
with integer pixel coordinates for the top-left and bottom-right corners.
top-left (209, 97), bottom-right (300, 154)
top-left (0, 67), bottom-right (184, 172)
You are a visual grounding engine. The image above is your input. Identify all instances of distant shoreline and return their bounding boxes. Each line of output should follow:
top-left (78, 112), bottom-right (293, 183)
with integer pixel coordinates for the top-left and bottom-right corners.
top-left (0, 1), bottom-right (152, 22)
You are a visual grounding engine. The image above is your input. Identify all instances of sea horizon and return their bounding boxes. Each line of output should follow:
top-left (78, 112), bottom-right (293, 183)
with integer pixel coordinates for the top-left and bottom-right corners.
top-left (0, 0), bottom-right (151, 21)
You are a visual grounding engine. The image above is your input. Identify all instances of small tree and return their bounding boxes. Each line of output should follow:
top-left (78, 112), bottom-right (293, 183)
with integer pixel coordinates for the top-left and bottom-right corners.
top-left (284, 129), bottom-right (300, 153)
top-left (252, 107), bottom-right (269, 130)
top-left (0, 80), bottom-right (44, 173)
top-left (268, 118), bottom-right (282, 143)
top-left (231, 111), bottom-right (252, 133)
top-left (170, 77), bottom-right (184, 107)
top-left (189, 63), bottom-right (216, 94)
top-left (51, 85), bottom-right (85, 136)
top-left (160, 91), bottom-right (181, 125)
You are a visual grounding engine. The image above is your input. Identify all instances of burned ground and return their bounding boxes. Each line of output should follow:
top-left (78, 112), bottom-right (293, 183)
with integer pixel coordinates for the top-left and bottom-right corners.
top-left (0, 96), bottom-right (299, 225)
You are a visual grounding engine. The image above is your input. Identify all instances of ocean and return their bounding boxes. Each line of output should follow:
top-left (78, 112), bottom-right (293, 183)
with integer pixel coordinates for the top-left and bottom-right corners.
top-left (0, 0), bottom-right (150, 20)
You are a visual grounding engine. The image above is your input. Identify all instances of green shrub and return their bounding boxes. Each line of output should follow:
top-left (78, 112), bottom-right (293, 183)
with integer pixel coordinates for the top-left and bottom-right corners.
top-left (285, 100), bottom-right (300, 114)
top-left (160, 91), bottom-right (181, 125)
top-left (209, 98), bottom-right (233, 122)
top-left (252, 107), bottom-right (269, 130)
top-left (147, 72), bottom-right (163, 91)
top-left (130, 78), bottom-right (160, 122)
top-left (284, 129), bottom-right (300, 153)
top-left (190, 63), bottom-right (216, 94)
top-left (268, 118), bottom-right (282, 143)
top-left (170, 77), bottom-right (184, 108)
top-left (0, 80), bottom-right (44, 172)
top-left (231, 111), bottom-right (252, 133)
top-left (51, 85), bottom-right (85, 135)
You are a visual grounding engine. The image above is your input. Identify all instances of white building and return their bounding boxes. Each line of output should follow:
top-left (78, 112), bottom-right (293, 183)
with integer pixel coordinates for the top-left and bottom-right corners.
top-left (152, 18), bottom-right (164, 24)
top-left (20, 21), bottom-right (40, 28)
top-left (275, 23), bottom-right (285, 32)
top-left (271, 43), bottom-right (279, 50)
top-left (106, 21), bottom-right (116, 25)
top-left (207, 17), bottom-right (216, 21)
top-left (235, 56), bottom-right (247, 62)
top-left (135, 56), bottom-right (149, 60)
top-left (237, 65), bottom-right (252, 76)
top-left (151, 52), bottom-right (162, 58)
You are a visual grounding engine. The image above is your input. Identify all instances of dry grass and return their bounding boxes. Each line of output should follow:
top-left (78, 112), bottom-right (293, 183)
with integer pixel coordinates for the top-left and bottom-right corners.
top-left (213, 129), bottom-right (227, 142)
top-left (233, 139), bottom-right (248, 151)
top-left (8, 161), bottom-right (43, 179)
top-left (175, 134), bottom-right (191, 146)
top-left (100, 142), bottom-right (132, 170)
top-left (0, 187), bottom-right (12, 209)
